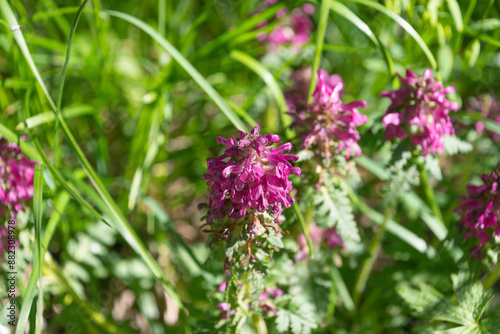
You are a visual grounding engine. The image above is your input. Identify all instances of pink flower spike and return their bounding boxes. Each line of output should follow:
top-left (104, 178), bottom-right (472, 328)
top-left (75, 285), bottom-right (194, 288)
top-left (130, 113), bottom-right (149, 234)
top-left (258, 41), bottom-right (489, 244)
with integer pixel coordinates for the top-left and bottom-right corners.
top-left (286, 68), bottom-right (368, 159)
top-left (457, 169), bottom-right (500, 259)
top-left (380, 68), bottom-right (459, 155)
top-left (203, 125), bottom-right (300, 223)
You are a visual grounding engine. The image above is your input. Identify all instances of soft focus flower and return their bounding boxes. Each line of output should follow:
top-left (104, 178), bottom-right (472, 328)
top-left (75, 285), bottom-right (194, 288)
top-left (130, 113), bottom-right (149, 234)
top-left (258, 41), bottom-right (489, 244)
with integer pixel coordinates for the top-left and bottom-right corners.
top-left (457, 169), bottom-right (500, 258)
top-left (0, 138), bottom-right (37, 218)
top-left (258, 286), bottom-right (283, 316)
top-left (295, 224), bottom-right (344, 261)
top-left (467, 94), bottom-right (500, 142)
top-left (217, 302), bottom-right (236, 319)
top-left (287, 68), bottom-right (368, 159)
top-left (203, 125), bottom-right (301, 224)
top-left (381, 69), bottom-right (459, 155)
top-left (257, 5), bottom-right (314, 53)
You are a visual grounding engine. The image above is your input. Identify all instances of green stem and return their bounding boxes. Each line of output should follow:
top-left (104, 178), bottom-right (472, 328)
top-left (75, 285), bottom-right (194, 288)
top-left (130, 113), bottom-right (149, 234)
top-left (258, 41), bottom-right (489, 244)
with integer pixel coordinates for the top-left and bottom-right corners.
top-left (352, 204), bottom-right (396, 305)
top-left (308, 0), bottom-right (330, 102)
top-left (484, 263), bottom-right (500, 290)
top-left (293, 202), bottom-right (314, 258)
top-left (416, 160), bottom-right (444, 224)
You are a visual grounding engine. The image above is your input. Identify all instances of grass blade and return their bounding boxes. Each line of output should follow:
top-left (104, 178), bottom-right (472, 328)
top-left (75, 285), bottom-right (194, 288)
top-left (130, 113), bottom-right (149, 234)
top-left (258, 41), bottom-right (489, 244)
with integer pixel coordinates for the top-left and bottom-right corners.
top-left (446, 0), bottom-right (464, 33)
top-left (32, 164), bottom-right (45, 334)
top-left (2, 0), bottom-right (182, 306)
top-left (53, 0), bottom-right (88, 167)
top-left (347, 0), bottom-right (437, 70)
top-left (330, 1), bottom-right (394, 76)
top-left (293, 202), bottom-right (314, 258)
top-left (17, 104), bottom-right (95, 130)
top-left (16, 191), bottom-right (71, 334)
top-left (308, 0), bottom-right (330, 102)
top-left (331, 267), bottom-right (356, 313)
top-left (230, 49), bottom-right (289, 127)
top-left (106, 9), bottom-right (248, 131)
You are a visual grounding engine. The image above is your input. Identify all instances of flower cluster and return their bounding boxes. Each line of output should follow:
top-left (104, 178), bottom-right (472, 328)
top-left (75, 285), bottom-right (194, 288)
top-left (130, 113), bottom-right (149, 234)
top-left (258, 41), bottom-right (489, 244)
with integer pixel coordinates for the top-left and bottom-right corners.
top-left (0, 138), bottom-right (37, 219)
top-left (258, 286), bottom-right (283, 316)
top-left (295, 224), bottom-right (343, 261)
top-left (202, 125), bottom-right (301, 225)
top-left (457, 169), bottom-right (500, 258)
top-left (381, 69), bottom-right (459, 155)
top-left (256, 4), bottom-right (314, 53)
top-left (287, 68), bottom-right (368, 159)
top-left (467, 94), bottom-right (500, 142)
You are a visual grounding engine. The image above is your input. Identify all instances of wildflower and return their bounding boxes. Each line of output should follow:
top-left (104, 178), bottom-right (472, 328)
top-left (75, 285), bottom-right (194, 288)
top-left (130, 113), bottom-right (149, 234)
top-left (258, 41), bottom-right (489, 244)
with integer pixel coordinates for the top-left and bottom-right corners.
top-left (295, 224), bottom-right (344, 261)
top-left (381, 69), bottom-right (459, 155)
top-left (287, 68), bottom-right (368, 159)
top-left (202, 125), bottom-right (301, 224)
top-left (258, 286), bottom-right (284, 316)
top-left (217, 302), bottom-right (236, 319)
top-left (457, 168), bottom-right (500, 258)
top-left (467, 94), bottom-right (500, 142)
top-left (257, 5), bottom-right (314, 53)
top-left (0, 138), bottom-right (37, 218)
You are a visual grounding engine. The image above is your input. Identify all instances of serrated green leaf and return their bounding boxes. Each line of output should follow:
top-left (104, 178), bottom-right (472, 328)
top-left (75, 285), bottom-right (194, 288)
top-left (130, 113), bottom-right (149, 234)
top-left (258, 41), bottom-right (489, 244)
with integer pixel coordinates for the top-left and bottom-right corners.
top-left (444, 135), bottom-right (473, 155)
top-left (276, 310), bottom-right (290, 332)
top-left (315, 183), bottom-right (360, 243)
top-left (481, 315), bottom-right (500, 333)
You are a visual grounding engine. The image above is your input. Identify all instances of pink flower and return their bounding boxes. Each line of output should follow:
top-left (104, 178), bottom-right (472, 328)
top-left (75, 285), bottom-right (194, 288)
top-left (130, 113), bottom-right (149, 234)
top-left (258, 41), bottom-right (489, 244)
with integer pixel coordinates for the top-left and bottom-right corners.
top-left (0, 138), bottom-right (37, 219)
top-left (457, 169), bottom-right (500, 258)
top-left (217, 302), bottom-right (236, 319)
top-left (295, 224), bottom-right (344, 261)
top-left (257, 5), bottom-right (314, 53)
top-left (381, 69), bottom-right (459, 155)
top-left (258, 286), bottom-right (283, 316)
top-left (202, 125), bottom-right (301, 224)
top-left (467, 94), bottom-right (500, 142)
top-left (287, 68), bottom-right (368, 159)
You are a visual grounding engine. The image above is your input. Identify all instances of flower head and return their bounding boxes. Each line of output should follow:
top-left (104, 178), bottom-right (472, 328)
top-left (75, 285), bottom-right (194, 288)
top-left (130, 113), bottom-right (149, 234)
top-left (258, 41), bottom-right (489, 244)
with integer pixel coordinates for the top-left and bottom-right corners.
top-left (217, 302), bottom-right (236, 319)
top-left (287, 68), bottom-right (368, 159)
top-left (457, 168), bottom-right (500, 258)
top-left (202, 125), bottom-right (301, 224)
top-left (467, 94), bottom-right (500, 142)
top-left (257, 5), bottom-right (314, 53)
top-left (295, 224), bottom-right (344, 261)
top-left (0, 138), bottom-right (37, 218)
top-left (381, 69), bottom-right (459, 155)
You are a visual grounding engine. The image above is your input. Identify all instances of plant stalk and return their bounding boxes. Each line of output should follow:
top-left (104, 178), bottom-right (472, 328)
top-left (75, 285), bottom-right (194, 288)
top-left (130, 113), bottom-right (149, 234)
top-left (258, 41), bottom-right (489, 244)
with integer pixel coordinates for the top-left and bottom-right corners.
top-left (352, 204), bottom-right (396, 305)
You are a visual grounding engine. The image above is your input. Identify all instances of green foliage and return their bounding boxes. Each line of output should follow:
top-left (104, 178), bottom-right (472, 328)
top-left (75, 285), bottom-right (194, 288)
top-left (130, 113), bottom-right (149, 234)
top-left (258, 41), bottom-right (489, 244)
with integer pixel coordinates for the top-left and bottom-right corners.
top-left (397, 268), bottom-right (496, 333)
top-left (314, 174), bottom-right (360, 244)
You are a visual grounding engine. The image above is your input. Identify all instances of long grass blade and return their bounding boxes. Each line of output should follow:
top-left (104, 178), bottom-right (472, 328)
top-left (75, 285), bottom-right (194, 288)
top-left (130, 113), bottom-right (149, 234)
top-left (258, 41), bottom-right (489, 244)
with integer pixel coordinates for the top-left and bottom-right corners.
top-left (230, 49), bottom-right (289, 127)
top-left (308, 0), bottom-right (330, 102)
top-left (347, 0), bottom-right (437, 70)
top-left (330, 1), bottom-right (394, 76)
top-left (53, 0), bottom-right (88, 166)
top-left (16, 191), bottom-right (71, 334)
top-left (33, 164), bottom-right (45, 334)
top-left (106, 9), bottom-right (248, 131)
top-left (2, 0), bottom-right (182, 306)
top-left (446, 0), bottom-right (464, 33)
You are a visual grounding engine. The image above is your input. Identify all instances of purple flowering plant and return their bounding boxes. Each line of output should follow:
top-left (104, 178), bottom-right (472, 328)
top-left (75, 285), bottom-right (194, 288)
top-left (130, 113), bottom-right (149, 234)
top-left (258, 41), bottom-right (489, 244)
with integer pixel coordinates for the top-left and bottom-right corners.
top-left (381, 69), bottom-right (459, 156)
top-left (2, 0), bottom-right (500, 333)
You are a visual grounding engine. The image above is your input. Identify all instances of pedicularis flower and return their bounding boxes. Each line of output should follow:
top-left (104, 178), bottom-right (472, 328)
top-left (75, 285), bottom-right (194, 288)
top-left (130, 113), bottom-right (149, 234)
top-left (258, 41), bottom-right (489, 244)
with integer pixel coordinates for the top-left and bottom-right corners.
top-left (0, 138), bottom-right (37, 218)
top-left (381, 69), bottom-right (459, 155)
top-left (287, 68), bottom-right (368, 159)
top-left (203, 125), bottom-right (301, 224)
top-left (467, 94), bottom-right (500, 142)
top-left (458, 169), bottom-right (500, 258)
top-left (256, 4), bottom-right (314, 53)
